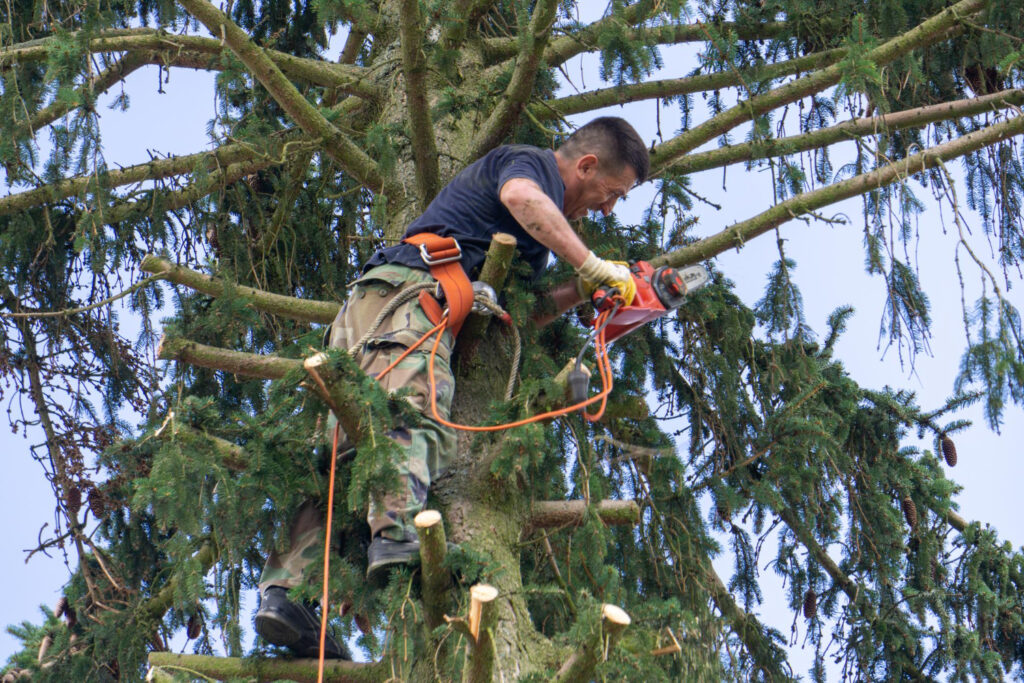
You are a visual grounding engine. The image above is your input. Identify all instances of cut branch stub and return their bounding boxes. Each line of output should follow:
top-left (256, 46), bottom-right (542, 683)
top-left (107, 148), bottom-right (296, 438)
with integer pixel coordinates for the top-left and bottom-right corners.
top-left (413, 509), bottom-right (450, 631)
top-left (553, 603), bottom-right (632, 683)
top-left (464, 584), bottom-right (500, 683)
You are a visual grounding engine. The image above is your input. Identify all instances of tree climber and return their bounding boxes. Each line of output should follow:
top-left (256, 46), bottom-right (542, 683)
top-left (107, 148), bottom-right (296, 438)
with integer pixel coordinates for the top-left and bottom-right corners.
top-left (253, 117), bottom-right (650, 659)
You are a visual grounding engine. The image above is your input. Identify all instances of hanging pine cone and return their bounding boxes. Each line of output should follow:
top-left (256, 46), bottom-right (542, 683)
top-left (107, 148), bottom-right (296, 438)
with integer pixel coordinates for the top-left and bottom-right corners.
top-left (902, 496), bottom-right (918, 530)
top-left (803, 589), bottom-right (818, 619)
top-left (87, 487), bottom-right (107, 519)
top-left (941, 435), bottom-right (958, 467)
top-left (186, 613), bottom-right (203, 640)
top-left (65, 487), bottom-right (81, 516)
top-left (54, 596), bottom-right (67, 618)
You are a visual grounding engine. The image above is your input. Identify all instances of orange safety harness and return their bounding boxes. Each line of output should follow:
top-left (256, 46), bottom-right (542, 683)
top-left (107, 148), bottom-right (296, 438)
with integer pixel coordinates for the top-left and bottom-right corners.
top-left (315, 237), bottom-right (618, 678)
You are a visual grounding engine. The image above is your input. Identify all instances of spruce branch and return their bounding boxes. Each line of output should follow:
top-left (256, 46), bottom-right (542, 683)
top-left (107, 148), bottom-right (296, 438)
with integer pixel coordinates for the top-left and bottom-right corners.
top-left (649, 0), bottom-right (988, 176)
top-left (0, 137), bottom-right (312, 217)
top-left (26, 52), bottom-right (147, 134)
top-left (552, 604), bottom-right (630, 683)
top-left (527, 500), bottom-right (640, 530)
top-left (0, 30), bottom-right (379, 98)
top-left (651, 105), bottom-right (1024, 270)
top-left (147, 652), bottom-right (384, 682)
top-left (535, 17), bottom-right (791, 68)
top-left (669, 89), bottom-right (1024, 176)
top-left (399, 0), bottom-right (441, 207)
top-left (256, 149), bottom-right (315, 256)
top-left (175, 0), bottom-right (384, 191)
top-left (143, 543), bottom-right (217, 621)
top-left (0, 274), bottom-right (162, 318)
top-left (141, 255), bottom-right (340, 324)
top-left (470, 0), bottom-right (560, 160)
top-left (537, 49), bottom-right (843, 120)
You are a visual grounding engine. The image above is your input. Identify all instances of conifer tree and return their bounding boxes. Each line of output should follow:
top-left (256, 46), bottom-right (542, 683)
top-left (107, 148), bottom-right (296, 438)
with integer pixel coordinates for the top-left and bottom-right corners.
top-left (3, 0), bottom-right (1024, 680)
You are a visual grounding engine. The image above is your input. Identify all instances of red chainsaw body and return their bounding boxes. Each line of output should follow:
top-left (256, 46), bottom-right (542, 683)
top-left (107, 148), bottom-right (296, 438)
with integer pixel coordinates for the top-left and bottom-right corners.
top-left (597, 261), bottom-right (672, 342)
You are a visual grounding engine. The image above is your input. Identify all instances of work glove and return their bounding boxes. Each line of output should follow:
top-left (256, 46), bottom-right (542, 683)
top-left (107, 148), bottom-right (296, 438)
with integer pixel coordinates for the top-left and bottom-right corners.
top-left (574, 251), bottom-right (637, 306)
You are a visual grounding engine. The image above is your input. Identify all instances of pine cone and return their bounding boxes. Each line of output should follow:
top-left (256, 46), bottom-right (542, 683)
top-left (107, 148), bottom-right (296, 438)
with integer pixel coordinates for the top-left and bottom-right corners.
top-left (37, 634), bottom-right (52, 663)
top-left (941, 435), bottom-right (958, 467)
top-left (803, 589), bottom-right (817, 619)
top-left (87, 487), bottom-right (107, 519)
top-left (54, 596), bottom-right (68, 618)
top-left (66, 487), bottom-right (81, 516)
top-left (186, 613), bottom-right (203, 640)
top-left (902, 496), bottom-right (918, 530)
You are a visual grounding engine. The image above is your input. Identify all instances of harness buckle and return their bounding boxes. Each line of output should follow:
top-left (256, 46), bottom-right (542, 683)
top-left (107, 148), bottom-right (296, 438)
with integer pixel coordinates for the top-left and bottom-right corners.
top-left (418, 239), bottom-right (462, 266)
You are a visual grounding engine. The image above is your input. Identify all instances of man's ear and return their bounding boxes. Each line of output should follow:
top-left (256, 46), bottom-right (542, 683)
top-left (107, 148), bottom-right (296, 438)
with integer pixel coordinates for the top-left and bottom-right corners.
top-left (575, 153), bottom-right (599, 177)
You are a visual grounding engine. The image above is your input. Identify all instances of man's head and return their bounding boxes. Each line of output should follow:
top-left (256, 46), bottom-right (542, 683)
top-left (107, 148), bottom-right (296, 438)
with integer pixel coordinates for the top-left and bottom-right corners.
top-left (555, 117), bottom-right (649, 220)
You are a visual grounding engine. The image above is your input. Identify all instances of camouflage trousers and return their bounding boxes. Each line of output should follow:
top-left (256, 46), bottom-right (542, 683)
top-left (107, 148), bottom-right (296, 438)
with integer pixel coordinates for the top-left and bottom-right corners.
top-left (259, 264), bottom-right (457, 591)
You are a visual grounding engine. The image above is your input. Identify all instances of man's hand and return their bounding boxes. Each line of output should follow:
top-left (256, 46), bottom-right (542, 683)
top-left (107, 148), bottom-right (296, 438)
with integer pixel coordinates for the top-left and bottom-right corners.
top-left (575, 252), bottom-right (637, 306)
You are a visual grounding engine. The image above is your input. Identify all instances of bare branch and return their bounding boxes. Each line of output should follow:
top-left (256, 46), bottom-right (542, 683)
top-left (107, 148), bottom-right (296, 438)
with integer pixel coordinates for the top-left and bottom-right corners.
top-left (399, 0), bottom-right (441, 206)
top-left (175, 0), bottom-right (384, 190)
top-left (649, 0), bottom-right (987, 176)
top-left (0, 30), bottom-right (380, 99)
top-left (527, 499), bottom-right (640, 530)
top-left (536, 48), bottom-right (843, 120)
top-left (469, 0), bottom-right (560, 159)
top-left (141, 255), bottom-right (340, 324)
top-left (670, 88), bottom-right (1024, 176)
top-left (147, 652), bottom-right (384, 683)
top-left (652, 106), bottom-right (1024, 270)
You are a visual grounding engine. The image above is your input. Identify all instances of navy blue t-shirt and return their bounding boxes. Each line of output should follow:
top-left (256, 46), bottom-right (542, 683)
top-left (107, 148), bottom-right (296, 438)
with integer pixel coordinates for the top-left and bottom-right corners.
top-left (365, 145), bottom-right (564, 281)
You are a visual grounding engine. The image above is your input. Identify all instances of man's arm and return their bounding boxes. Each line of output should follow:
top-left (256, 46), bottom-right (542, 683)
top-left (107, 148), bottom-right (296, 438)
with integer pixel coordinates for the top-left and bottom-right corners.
top-left (532, 279), bottom-right (585, 328)
top-left (499, 177), bottom-right (589, 268)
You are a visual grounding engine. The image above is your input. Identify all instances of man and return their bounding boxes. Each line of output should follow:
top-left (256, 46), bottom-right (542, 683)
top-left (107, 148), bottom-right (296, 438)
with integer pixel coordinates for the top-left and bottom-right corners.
top-left (254, 117), bottom-right (649, 659)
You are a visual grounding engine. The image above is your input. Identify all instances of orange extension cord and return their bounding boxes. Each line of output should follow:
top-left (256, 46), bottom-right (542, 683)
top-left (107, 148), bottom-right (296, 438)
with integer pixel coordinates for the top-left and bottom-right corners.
top-left (316, 307), bottom-right (617, 677)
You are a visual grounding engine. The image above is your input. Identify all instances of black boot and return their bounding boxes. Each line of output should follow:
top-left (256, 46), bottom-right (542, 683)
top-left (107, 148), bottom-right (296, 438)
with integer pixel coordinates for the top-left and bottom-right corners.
top-left (366, 535), bottom-right (421, 579)
top-left (254, 586), bottom-right (350, 659)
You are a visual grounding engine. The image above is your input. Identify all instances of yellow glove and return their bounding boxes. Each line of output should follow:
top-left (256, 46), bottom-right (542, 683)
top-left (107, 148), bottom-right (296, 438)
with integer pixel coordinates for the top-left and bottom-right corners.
top-left (574, 252), bottom-right (637, 306)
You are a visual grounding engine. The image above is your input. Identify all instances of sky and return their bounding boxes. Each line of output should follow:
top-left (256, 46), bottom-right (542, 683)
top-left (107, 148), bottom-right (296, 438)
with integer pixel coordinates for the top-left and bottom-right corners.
top-left (3, 5), bottom-right (1024, 676)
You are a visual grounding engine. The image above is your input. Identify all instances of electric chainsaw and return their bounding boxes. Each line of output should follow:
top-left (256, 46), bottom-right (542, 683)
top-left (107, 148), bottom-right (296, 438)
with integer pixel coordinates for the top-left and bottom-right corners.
top-left (590, 261), bottom-right (710, 342)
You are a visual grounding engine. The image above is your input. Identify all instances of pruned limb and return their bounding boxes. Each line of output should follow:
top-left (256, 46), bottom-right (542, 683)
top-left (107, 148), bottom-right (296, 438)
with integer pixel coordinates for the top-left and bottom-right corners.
top-left (414, 510), bottom-right (450, 631)
top-left (0, 136), bottom-right (312, 217)
top-left (652, 99), bottom-right (1024, 270)
top-left (649, 0), bottom-right (986, 175)
top-left (399, 0), bottom-right (441, 206)
top-left (470, 0), bottom-right (560, 160)
top-left (147, 652), bottom-right (384, 682)
top-left (0, 29), bottom-right (379, 99)
top-left (157, 335), bottom-right (301, 380)
top-left (669, 88), bottom-right (1024, 176)
top-left (176, 0), bottom-right (383, 191)
top-left (528, 500), bottom-right (640, 530)
top-left (141, 255), bottom-right (340, 324)
top-left (464, 584), bottom-right (499, 683)
top-left (552, 604), bottom-right (630, 683)
top-left (458, 232), bottom-right (518, 353)
top-left (537, 49), bottom-right (843, 120)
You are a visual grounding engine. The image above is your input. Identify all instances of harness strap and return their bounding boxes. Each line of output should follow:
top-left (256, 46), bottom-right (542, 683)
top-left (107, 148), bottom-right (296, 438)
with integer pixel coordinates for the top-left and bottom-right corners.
top-left (403, 233), bottom-right (474, 337)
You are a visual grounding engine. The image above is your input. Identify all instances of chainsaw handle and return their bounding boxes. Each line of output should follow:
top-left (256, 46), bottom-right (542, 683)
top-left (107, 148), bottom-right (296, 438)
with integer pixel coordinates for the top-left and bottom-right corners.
top-left (590, 284), bottom-right (621, 312)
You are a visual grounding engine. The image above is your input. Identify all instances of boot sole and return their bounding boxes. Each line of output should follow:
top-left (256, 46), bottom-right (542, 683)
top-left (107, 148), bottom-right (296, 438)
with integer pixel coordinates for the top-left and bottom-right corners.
top-left (254, 611), bottom-right (303, 649)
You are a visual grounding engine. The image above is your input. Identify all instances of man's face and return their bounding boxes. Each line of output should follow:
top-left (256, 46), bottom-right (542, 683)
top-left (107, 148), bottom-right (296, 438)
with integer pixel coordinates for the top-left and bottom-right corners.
top-left (563, 156), bottom-right (637, 221)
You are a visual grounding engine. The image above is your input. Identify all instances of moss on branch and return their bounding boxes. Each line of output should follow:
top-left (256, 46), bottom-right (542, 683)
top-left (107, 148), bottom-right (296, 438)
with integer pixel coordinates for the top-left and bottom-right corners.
top-left (528, 500), bottom-right (641, 530)
top-left (141, 255), bottom-right (340, 324)
top-left (147, 652), bottom-right (385, 682)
